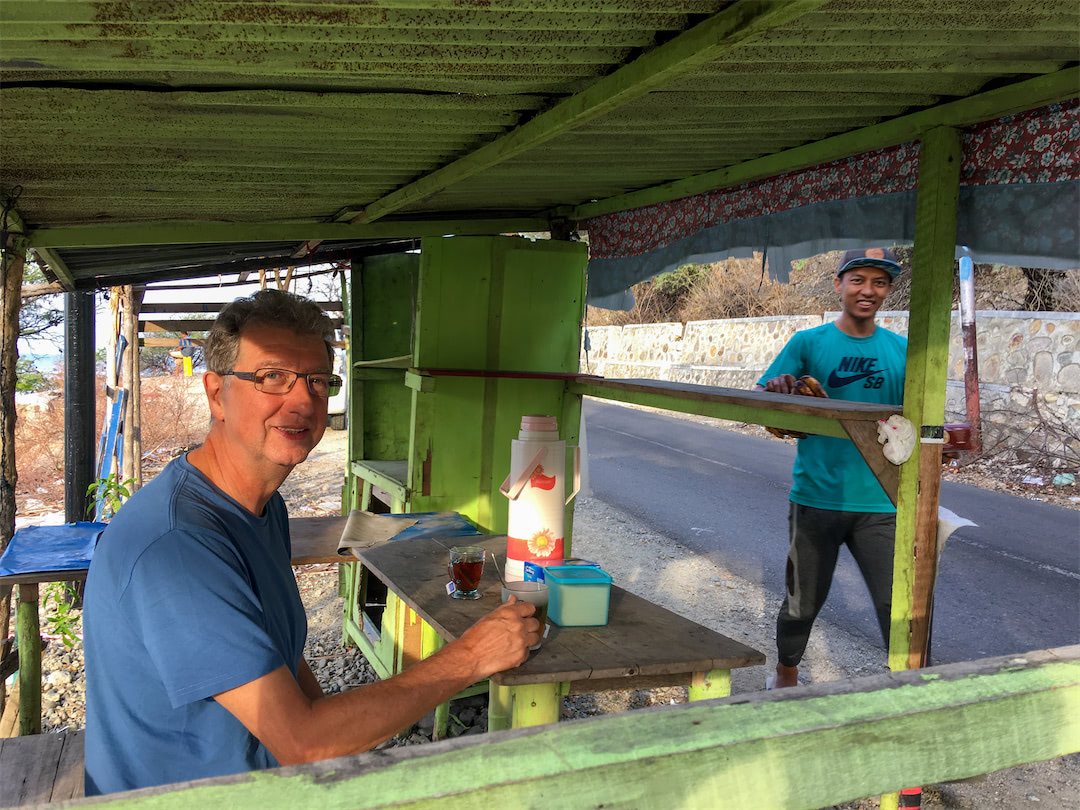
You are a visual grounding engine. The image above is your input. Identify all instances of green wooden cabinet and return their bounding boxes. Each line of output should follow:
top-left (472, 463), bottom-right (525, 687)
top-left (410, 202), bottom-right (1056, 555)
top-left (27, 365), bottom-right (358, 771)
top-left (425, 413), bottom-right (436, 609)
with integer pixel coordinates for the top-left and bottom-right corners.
top-left (342, 236), bottom-right (588, 684)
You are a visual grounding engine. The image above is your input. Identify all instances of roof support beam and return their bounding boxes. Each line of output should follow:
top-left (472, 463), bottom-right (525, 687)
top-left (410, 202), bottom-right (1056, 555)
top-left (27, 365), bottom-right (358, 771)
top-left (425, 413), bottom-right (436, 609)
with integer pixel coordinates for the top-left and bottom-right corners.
top-left (27, 218), bottom-right (551, 250)
top-left (569, 67), bottom-right (1079, 221)
top-left (32, 246), bottom-right (76, 290)
top-left (354, 0), bottom-right (830, 224)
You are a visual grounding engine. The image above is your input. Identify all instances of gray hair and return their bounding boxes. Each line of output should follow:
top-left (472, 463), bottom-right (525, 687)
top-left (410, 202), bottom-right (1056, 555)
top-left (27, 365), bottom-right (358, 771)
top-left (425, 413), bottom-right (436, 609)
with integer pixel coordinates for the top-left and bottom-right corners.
top-left (204, 289), bottom-right (335, 374)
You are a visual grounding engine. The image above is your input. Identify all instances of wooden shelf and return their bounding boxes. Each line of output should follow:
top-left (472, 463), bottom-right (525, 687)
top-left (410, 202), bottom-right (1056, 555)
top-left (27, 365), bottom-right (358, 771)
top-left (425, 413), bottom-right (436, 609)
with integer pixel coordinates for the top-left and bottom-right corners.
top-left (353, 355), bottom-right (412, 369)
top-left (349, 459), bottom-right (409, 503)
top-left (569, 377), bottom-right (902, 505)
top-left (353, 367), bottom-right (407, 383)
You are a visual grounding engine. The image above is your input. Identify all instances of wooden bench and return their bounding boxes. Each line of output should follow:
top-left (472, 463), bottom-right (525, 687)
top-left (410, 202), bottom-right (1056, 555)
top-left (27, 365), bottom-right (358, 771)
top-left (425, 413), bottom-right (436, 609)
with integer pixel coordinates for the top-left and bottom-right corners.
top-left (0, 731), bottom-right (84, 807)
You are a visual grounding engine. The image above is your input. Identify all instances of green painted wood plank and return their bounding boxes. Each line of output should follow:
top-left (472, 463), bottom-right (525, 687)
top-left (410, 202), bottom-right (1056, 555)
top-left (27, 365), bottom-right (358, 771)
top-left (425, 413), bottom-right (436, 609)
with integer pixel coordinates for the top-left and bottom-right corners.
top-left (0, 68), bottom-right (588, 95)
top-left (358, 0), bottom-right (831, 223)
top-left (2, 22), bottom-right (660, 49)
top-left (407, 237), bottom-right (585, 532)
top-left (753, 29), bottom-right (1079, 47)
top-left (797, 7), bottom-right (1079, 31)
top-left (0, 87), bottom-right (534, 115)
top-left (28, 219), bottom-right (551, 249)
top-left (569, 67), bottom-right (1078, 220)
top-left (6, 39), bottom-right (637, 69)
top-left (355, 253), bottom-right (417, 465)
top-left (709, 45), bottom-right (1076, 64)
top-left (66, 648), bottom-right (1080, 809)
top-left (889, 127), bottom-right (963, 674)
top-left (568, 379), bottom-right (901, 439)
top-left (0, 4), bottom-right (698, 32)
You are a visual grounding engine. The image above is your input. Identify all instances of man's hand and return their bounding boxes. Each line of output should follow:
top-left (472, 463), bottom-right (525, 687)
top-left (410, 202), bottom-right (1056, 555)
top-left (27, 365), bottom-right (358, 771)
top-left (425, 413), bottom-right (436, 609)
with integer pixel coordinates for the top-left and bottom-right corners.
top-left (457, 596), bottom-right (539, 682)
top-left (761, 373), bottom-right (799, 395)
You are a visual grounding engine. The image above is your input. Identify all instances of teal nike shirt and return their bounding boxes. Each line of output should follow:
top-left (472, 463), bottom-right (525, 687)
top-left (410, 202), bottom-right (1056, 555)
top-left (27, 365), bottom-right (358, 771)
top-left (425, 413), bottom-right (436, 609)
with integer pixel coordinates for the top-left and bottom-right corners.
top-left (758, 322), bottom-right (907, 512)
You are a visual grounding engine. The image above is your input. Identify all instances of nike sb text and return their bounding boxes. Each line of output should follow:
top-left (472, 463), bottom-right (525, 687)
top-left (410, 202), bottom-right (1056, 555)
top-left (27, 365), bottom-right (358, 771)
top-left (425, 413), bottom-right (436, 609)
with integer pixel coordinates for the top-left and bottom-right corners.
top-left (827, 356), bottom-right (888, 388)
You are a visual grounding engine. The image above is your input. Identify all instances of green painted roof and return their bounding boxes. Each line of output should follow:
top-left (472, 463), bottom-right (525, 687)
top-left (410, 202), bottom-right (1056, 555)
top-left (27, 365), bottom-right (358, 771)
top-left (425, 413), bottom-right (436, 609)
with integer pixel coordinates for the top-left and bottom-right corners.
top-left (1, 0), bottom-right (1076, 287)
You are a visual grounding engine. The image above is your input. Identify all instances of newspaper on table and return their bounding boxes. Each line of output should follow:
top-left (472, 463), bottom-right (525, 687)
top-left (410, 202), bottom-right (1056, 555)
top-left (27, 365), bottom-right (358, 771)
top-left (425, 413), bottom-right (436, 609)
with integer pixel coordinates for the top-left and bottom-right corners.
top-left (336, 510), bottom-right (481, 556)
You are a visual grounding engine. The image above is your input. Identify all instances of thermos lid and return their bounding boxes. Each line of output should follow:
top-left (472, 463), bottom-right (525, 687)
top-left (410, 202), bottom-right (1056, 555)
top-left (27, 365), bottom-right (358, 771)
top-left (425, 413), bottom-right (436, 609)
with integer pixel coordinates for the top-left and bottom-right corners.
top-left (520, 414), bottom-right (558, 432)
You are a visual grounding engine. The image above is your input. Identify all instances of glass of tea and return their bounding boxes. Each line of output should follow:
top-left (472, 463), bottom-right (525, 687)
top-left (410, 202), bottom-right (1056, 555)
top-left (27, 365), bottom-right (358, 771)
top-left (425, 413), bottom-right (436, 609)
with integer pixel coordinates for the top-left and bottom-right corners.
top-left (448, 546), bottom-right (486, 600)
top-left (501, 581), bottom-right (549, 650)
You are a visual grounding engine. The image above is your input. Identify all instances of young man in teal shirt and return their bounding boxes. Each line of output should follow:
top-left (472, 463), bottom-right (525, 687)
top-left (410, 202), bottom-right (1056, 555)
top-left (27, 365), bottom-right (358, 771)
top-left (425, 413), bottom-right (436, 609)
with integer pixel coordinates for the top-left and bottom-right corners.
top-left (755, 248), bottom-right (907, 689)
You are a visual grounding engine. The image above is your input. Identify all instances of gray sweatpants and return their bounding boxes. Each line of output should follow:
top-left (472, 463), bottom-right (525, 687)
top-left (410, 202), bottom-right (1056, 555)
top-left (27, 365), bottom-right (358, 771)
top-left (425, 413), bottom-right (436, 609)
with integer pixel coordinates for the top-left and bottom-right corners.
top-left (776, 502), bottom-right (896, 668)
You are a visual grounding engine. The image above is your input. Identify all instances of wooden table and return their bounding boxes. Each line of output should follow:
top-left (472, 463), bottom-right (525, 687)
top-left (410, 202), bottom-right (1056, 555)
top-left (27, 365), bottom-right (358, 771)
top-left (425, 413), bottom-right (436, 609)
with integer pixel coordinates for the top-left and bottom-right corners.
top-left (0, 516), bottom-right (352, 737)
top-left (356, 534), bottom-right (765, 730)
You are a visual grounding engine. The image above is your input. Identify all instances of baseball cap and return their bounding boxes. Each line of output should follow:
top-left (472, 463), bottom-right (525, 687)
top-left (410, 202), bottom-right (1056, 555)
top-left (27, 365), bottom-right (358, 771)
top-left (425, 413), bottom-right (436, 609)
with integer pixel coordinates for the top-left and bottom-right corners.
top-left (836, 248), bottom-right (902, 280)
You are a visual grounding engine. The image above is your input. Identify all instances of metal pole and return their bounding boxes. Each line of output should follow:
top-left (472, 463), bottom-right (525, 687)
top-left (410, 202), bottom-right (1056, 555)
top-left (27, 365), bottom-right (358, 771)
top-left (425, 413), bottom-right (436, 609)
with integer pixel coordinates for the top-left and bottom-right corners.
top-left (64, 290), bottom-right (96, 523)
top-left (958, 247), bottom-right (982, 455)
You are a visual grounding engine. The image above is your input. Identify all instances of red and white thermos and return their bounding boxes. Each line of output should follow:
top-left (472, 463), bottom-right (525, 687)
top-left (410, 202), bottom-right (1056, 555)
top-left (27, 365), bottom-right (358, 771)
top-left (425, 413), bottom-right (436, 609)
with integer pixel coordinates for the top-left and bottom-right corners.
top-left (500, 415), bottom-right (580, 581)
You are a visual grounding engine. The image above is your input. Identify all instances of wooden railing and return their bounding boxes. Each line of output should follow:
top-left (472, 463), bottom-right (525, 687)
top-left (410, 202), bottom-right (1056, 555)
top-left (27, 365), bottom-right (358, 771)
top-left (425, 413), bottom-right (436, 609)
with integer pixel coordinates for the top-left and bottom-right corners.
top-left (40, 646), bottom-right (1078, 809)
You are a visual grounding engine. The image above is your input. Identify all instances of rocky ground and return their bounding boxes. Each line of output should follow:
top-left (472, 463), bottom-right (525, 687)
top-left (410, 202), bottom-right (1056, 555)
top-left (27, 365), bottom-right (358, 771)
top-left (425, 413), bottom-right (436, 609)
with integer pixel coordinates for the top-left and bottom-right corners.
top-left (7, 414), bottom-right (1078, 808)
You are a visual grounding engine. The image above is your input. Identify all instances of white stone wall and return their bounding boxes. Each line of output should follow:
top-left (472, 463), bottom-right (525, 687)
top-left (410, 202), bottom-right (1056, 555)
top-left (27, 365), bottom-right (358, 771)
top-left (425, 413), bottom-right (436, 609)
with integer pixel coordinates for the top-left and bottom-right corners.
top-left (582, 311), bottom-right (1080, 461)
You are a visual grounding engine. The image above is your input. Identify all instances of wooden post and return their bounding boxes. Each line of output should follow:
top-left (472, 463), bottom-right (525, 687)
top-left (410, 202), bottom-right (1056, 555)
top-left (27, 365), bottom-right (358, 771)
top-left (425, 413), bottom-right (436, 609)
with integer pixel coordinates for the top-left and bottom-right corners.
top-left (105, 286), bottom-right (121, 396)
top-left (347, 257), bottom-right (364, 511)
top-left (688, 668), bottom-right (731, 700)
top-left (890, 126), bottom-right (963, 675)
top-left (17, 582), bottom-right (41, 735)
top-left (0, 234), bottom-right (27, 718)
top-left (121, 285), bottom-right (144, 490)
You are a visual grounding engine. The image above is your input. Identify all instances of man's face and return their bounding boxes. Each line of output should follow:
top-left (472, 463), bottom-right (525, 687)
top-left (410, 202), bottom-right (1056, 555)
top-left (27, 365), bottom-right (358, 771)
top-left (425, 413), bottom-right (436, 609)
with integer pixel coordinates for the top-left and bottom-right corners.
top-left (207, 324), bottom-right (329, 475)
top-left (834, 265), bottom-right (894, 323)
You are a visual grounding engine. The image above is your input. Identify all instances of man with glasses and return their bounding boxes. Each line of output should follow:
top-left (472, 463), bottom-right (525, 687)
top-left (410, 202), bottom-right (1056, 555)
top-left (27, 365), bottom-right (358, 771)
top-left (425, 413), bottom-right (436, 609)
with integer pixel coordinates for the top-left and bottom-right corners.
top-left (83, 289), bottom-right (539, 795)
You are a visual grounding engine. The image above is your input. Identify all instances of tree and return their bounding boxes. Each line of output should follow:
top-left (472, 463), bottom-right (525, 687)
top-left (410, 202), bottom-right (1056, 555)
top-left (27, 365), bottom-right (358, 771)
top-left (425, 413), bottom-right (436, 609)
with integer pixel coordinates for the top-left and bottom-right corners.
top-left (15, 355), bottom-right (54, 392)
top-left (19, 257), bottom-right (63, 346)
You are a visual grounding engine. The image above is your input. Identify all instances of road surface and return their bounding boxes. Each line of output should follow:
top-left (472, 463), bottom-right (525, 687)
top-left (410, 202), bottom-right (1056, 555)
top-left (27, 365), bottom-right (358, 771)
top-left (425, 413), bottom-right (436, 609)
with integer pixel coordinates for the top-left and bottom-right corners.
top-left (583, 399), bottom-right (1080, 664)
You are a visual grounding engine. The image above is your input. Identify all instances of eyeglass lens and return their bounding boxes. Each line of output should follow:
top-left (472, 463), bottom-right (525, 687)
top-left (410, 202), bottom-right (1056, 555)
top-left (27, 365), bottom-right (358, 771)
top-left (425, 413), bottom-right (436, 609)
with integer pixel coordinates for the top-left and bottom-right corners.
top-left (255, 369), bottom-right (341, 397)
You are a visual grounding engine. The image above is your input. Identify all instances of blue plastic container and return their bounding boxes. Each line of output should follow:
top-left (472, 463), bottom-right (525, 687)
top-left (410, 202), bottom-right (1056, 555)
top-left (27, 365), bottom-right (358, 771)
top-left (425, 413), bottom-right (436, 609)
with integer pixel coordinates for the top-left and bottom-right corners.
top-left (544, 565), bottom-right (613, 626)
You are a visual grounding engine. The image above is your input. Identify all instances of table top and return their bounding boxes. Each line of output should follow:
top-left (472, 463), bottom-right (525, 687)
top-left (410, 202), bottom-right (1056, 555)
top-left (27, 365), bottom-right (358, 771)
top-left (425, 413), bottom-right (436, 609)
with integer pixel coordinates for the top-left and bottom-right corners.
top-left (357, 534), bottom-right (765, 687)
top-left (0, 516), bottom-right (352, 586)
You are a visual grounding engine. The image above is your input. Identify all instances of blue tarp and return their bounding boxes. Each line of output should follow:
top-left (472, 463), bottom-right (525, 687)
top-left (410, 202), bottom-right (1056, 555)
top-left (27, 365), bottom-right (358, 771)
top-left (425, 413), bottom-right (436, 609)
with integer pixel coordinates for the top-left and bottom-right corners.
top-left (0, 522), bottom-right (107, 577)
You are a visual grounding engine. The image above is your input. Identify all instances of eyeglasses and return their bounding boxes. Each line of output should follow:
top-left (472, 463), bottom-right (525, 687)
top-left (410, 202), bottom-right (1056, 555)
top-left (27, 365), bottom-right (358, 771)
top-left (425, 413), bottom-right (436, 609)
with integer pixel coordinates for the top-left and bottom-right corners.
top-left (221, 368), bottom-right (343, 398)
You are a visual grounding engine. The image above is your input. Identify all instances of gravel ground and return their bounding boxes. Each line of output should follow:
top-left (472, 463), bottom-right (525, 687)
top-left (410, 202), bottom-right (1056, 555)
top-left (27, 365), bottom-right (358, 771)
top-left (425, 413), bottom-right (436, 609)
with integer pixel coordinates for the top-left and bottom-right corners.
top-left (9, 422), bottom-right (1078, 808)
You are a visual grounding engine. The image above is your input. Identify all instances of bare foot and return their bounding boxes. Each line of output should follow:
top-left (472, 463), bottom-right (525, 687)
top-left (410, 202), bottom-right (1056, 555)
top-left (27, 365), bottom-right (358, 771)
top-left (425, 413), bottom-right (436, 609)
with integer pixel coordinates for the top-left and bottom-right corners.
top-left (773, 663), bottom-right (799, 688)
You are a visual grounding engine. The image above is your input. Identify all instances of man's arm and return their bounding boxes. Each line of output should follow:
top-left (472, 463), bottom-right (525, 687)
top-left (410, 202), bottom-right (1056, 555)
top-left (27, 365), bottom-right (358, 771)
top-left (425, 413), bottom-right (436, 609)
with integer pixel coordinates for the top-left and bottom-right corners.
top-left (297, 657), bottom-right (324, 701)
top-left (215, 599), bottom-right (538, 765)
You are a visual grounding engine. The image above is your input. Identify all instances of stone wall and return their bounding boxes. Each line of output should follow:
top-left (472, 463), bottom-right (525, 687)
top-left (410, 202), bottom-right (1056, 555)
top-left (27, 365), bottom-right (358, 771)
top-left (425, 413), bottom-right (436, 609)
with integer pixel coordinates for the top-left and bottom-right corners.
top-left (582, 312), bottom-right (1080, 463)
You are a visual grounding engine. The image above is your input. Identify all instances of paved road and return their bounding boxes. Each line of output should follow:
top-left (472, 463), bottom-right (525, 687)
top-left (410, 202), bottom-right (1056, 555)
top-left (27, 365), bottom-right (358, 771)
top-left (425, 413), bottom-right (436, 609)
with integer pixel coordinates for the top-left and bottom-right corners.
top-left (583, 399), bottom-right (1080, 664)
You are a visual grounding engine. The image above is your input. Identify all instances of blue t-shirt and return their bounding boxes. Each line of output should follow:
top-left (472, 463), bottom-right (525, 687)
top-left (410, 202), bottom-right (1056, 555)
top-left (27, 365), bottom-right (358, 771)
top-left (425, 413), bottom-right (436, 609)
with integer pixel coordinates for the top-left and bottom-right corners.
top-left (83, 456), bottom-right (306, 795)
top-left (758, 322), bottom-right (906, 513)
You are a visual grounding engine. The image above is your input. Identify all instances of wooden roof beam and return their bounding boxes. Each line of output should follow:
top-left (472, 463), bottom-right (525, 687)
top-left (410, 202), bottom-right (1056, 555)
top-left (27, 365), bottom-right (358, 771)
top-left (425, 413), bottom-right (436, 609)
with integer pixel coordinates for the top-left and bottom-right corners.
top-left (31, 246), bottom-right (76, 290)
top-left (27, 217), bottom-right (551, 250)
top-left (351, 0), bottom-right (831, 225)
top-left (567, 67), bottom-right (1079, 221)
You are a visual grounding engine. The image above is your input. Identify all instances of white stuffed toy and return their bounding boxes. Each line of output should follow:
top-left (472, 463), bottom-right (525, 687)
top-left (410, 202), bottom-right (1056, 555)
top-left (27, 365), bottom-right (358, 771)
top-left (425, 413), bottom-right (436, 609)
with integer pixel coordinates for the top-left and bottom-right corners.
top-left (877, 414), bottom-right (916, 465)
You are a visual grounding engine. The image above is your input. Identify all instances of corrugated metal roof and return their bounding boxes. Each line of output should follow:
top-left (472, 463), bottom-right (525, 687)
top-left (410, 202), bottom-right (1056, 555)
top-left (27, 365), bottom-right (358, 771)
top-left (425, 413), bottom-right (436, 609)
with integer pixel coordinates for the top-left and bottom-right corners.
top-left (0, 0), bottom-right (1076, 286)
